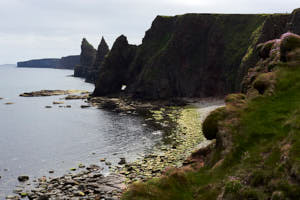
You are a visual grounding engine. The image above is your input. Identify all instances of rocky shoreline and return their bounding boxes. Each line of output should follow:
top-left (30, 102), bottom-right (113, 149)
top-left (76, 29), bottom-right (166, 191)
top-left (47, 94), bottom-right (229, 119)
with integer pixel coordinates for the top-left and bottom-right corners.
top-left (7, 165), bottom-right (125, 200)
top-left (7, 92), bottom-right (223, 200)
top-left (19, 90), bottom-right (89, 97)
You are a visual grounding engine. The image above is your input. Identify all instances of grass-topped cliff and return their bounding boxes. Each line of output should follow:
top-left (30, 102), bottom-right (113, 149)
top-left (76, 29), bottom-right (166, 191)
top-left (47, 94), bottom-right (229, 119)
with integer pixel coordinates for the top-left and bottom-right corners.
top-left (121, 32), bottom-right (300, 200)
top-left (93, 9), bottom-right (300, 99)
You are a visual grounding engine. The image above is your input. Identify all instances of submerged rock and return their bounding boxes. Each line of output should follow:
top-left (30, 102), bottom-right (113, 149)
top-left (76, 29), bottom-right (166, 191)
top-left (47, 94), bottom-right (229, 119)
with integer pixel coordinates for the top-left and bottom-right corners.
top-left (80, 105), bottom-right (91, 108)
top-left (65, 94), bottom-right (89, 100)
top-left (18, 175), bottom-right (29, 182)
top-left (118, 158), bottom-right (126, 165)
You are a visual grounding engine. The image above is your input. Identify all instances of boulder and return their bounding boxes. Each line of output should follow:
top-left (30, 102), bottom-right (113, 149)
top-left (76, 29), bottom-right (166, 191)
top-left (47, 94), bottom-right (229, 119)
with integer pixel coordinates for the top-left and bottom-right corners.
top-left (18, 175), bottom-right (29, 182)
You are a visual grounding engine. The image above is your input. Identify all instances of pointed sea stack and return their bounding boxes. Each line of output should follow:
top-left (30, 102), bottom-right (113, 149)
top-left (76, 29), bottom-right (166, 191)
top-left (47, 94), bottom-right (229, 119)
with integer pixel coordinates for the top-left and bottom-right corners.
top-left (85, 37), bottom-right (110, 83)
top-left (92, 8), bottom-right (300, 100)
top-left (93, 35), bottom-right (137, 96)
top-left (74, 38), bottom-right (97, 80)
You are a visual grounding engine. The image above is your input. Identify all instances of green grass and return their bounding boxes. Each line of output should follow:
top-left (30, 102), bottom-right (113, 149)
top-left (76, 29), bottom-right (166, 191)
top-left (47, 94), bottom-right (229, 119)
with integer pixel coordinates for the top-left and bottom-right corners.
top-left (122, 62), bottom-right (300, 200)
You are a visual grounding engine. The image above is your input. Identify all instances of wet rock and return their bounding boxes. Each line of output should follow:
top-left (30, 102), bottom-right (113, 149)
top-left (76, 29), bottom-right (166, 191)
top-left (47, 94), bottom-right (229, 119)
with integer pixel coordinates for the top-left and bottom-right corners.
top-left (80, 105), bottom-right (91, 108)
top-left (6, 195), bottom-right (19, 200)
top-left (13, 188), bottom-right (23, 194)
top-left (17, 168), bottom-right (124, 199)
top-left (65, 94), bottom-right (89, 100)
top-left (53, 101), bottom-right (64, 105)
top-left (86, 164), bottom-right (101, 171)
top-left (20, 90), bottom-right (88, 97)
top-left (18, 175), bottom-right (29, 182)
top-left (118, 158), bottom-right (126, 165)
top-left (105, 162), bottom-right (112, 166)
top-left (78, 164), bottom-right (85, 168)
top-left (49, 170), bottom-right (54, 174)
top-left (37, 195), bottom-right (49, 200)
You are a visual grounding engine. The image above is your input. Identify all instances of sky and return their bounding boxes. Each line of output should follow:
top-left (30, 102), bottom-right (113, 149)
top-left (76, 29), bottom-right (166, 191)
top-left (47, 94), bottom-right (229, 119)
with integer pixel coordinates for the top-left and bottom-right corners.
top-left (0, 0), bottom-right (299, 64)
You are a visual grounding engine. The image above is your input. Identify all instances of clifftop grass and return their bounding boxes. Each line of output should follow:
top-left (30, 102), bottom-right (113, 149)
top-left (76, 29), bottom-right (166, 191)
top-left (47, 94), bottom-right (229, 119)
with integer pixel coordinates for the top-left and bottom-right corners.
top-left (122, 45), bottom-right (300, 199)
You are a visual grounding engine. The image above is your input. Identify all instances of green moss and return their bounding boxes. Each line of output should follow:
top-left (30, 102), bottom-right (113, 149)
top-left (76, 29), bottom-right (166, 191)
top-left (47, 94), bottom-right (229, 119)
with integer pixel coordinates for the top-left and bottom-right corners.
top-left (253, 72), bottom-right (275, 94)
top-left (225, 93), bottom-right (246, 104)
top-left (202, 107), bottom-right (226, 140)
top-left (280, 33), bottom-right (300, 61)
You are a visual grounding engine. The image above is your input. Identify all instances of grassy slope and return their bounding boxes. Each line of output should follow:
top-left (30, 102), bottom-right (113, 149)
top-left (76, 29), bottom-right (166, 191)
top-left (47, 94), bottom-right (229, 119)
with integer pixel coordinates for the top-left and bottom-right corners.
top-left (122, 59), bottom-right (300, 199)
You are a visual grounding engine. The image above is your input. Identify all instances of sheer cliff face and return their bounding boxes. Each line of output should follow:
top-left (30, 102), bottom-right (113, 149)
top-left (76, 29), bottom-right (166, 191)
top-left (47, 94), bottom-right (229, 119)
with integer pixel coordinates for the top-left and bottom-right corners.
top-left (80, 38), bottom-right (97, 67)
top-left (74, 38), bottom-right (109, 83)
top-left (93, 9), bottom-right (300, 99)
top-left (94, 35), bottom-right (137, 96)
top-left (94, 37), bottom-right (109, 67)
top-left (85, 37), bottom-right (110, 83)
top-left (59, 55), bottom-right (80, 69)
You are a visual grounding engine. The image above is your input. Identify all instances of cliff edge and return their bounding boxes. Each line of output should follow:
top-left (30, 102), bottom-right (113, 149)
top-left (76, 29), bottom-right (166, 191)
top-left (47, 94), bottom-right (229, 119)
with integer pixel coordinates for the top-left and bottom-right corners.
top-left (93, 9), bottom-right (300, 99)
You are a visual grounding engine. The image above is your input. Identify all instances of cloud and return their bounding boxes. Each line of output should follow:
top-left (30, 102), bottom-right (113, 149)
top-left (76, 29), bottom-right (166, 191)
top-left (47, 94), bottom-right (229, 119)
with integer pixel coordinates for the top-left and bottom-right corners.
top-left (0, 0), bottom-right (299, 63)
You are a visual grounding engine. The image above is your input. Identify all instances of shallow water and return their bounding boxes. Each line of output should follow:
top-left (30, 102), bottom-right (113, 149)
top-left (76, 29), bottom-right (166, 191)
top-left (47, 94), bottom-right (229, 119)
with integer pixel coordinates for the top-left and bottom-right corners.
top-left (0, 66), bottom-right (160, 198)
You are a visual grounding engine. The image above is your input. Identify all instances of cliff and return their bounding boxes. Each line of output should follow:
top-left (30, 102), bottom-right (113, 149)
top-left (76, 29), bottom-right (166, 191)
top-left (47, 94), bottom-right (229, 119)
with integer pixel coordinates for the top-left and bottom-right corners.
top-left (17, 58), bottom-right (61, 68)
top-left (74, 37), bottom-right (109, 83)
top-left (122, 31), bottom-right (300, 200)
top-left (94, 9), bottom-right (300, 99)
top-left (93, 35), bottom-right (137, 96)
top-left (17, 55), bottom-right (80, 69)
top-left (59, 55), bottom-right (80, 69)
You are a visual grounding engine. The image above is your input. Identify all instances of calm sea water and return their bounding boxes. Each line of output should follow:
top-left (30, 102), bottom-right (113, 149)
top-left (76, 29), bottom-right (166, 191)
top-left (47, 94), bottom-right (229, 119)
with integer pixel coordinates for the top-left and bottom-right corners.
top-left (0, 65), bottom-right (160, 198)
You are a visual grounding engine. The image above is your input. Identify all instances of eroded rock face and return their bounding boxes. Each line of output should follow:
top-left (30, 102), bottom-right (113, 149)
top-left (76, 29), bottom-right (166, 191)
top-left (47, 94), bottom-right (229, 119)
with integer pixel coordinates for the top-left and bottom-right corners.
top-left (288, 8), bottom-right (300, 34)
top-left (74, 37), bottom-right (110, 83)
top-left (242, 32), bottom-right (300, 96)
top-left (93, 35), bottom-right (137, 96)
top-left (74, 38), bottom-right (97, 79)
top-left (85, 37), bottom-right (110, 83)
top-left (92, 8), bottom-right (300, 100)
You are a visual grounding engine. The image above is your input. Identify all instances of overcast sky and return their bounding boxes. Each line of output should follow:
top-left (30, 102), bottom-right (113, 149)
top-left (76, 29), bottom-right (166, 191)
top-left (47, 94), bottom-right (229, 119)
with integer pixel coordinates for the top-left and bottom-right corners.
top-left (0, 0), bottom-right (299, 64)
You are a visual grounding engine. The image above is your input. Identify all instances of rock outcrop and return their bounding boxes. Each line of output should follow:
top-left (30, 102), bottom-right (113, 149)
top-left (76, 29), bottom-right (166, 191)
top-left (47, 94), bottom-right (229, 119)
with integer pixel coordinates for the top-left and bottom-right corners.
top-left (93, 8), bottom-right (300, 99)
top-left (17, 56), bottom-right (80, 69)
top-left (74, 37), bottom-right (109, 83)
top-left (94, 35), bottom-right (137, 96)
top-left (74, 38), bottom-right (97, 79)
top-left (85, 37), bottom-right (110, 83)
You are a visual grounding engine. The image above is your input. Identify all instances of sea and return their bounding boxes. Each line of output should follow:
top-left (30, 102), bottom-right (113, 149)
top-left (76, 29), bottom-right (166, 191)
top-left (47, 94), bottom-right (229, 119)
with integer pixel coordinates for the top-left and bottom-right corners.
top-left (0, 65), bottom-right (161, 199)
